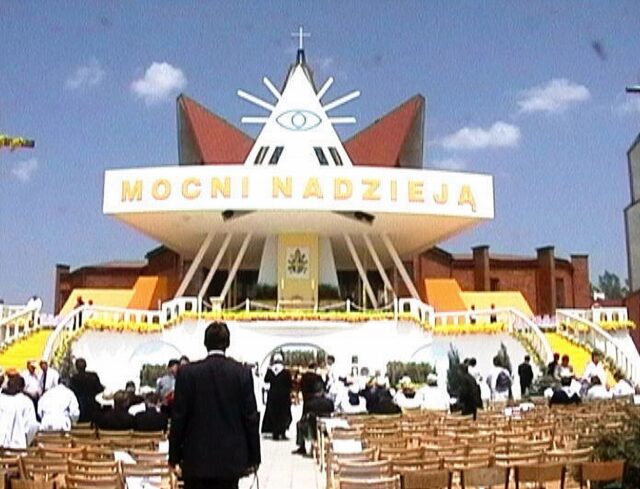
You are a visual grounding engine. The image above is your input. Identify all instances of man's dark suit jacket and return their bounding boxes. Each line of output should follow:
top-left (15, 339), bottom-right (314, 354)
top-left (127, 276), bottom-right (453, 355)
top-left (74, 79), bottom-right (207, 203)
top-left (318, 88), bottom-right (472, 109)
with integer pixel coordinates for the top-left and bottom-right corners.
top-left (169, 354), bottom-right (261, 480)
top-left (69, 371), bottom-right (104, 423)
top-left (134, 407), bottom-right (168, 432)
top-left (96, 408), bottom-right (135, 430)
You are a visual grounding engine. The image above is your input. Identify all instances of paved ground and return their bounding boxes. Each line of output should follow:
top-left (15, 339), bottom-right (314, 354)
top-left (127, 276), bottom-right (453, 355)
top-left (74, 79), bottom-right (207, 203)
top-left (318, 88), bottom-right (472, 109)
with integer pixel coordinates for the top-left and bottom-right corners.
top-left (240, 405), bottom-right (324, 489)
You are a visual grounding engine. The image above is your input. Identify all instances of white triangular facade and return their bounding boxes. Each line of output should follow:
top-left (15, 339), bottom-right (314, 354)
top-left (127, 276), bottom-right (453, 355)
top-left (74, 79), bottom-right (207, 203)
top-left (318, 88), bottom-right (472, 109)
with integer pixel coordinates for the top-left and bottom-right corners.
top-left (243, 65), bottom-right (353, 170)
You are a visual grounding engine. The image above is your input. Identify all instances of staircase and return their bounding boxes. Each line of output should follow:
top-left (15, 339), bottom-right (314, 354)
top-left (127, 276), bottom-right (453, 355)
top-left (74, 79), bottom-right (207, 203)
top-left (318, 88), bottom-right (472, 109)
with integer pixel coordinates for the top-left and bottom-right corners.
top-left (544, 331), bottom-right (614, 385)
top-left (0, 329), bottom-right (52, 370)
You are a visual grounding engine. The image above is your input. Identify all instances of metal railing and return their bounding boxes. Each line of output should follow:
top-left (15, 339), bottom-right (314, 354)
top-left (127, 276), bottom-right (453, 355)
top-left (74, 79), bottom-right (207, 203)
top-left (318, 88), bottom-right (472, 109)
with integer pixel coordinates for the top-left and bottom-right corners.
top-left (556, 309), bottom-right (640, 384)
top-left (0, 303), bottom-right (43, 349)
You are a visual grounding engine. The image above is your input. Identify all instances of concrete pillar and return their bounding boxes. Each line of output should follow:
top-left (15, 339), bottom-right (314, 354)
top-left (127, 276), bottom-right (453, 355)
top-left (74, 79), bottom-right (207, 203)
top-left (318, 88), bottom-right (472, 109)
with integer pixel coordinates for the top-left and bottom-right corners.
top-left (54, 264), bottom-right (70, 314)
top-left (537, 246), bottom-right (556, 316)
top-left (570, 254), bottom-right (591, 308)
top-left (472, 245), bottom-right (490, 291)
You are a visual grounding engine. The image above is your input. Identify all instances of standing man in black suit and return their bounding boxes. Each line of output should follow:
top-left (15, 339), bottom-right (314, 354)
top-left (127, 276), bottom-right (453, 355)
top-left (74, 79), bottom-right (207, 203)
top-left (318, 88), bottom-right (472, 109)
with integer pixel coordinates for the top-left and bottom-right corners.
top-left (69, 358), bottom-right (104, 423)
top-left (169, 322), bottom-right (261, 489)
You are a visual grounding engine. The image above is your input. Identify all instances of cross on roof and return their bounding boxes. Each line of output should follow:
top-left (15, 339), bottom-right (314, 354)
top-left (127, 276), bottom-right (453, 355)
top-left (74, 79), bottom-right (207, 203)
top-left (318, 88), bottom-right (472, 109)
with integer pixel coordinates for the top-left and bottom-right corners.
top-left (291, 26), bottom-right (310, 51)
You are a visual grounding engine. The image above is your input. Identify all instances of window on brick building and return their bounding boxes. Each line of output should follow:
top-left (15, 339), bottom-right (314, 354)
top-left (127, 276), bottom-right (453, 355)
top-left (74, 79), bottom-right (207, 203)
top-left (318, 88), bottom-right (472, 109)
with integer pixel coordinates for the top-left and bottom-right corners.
top-left (490, 278), bottom-right (500, 291)
top-left (556, 278), bottom-right (566, 308)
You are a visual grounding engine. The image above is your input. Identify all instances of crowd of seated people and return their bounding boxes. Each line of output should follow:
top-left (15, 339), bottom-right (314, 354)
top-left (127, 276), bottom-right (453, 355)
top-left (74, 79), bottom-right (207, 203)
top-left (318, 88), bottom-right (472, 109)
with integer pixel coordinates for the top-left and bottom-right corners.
top-left (0, 356), bottom-right (176, 449)
top-left (545, 350), bottom-right (637, 405)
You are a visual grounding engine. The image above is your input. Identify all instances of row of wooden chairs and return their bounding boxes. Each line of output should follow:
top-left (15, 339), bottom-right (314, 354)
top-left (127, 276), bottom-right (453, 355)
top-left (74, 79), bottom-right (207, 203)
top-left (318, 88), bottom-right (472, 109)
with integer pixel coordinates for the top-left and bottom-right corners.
top-left (336, 460), bottom-right (625, 489)
top-left (0, 455), bottom-right (174, 489)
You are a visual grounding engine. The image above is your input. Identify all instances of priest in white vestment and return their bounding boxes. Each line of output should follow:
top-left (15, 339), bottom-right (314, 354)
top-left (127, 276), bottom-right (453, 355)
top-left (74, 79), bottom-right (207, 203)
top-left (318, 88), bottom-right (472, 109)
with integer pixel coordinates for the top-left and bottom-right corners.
top-left (0, 372), bottom-right (27, 448)
top-left (38, 379), bottom-right (80, 431)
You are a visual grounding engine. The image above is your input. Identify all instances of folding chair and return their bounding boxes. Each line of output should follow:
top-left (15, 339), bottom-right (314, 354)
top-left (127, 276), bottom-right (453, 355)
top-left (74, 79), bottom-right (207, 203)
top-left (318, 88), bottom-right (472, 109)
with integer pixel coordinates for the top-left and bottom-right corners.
top-left (338, 475), bottom-right (401, 489)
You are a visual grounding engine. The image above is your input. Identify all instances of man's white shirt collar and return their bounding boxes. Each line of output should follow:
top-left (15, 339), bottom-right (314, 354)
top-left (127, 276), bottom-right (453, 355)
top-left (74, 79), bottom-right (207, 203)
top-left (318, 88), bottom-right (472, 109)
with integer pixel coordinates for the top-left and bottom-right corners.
top-left (208, 350), bottom-right (226, 356)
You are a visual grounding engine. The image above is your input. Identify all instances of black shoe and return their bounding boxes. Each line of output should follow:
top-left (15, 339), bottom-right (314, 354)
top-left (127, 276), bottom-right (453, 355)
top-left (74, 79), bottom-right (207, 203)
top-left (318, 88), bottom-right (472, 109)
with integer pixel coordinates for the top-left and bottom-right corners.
top-left (292, 447), bottom-right (306, 455)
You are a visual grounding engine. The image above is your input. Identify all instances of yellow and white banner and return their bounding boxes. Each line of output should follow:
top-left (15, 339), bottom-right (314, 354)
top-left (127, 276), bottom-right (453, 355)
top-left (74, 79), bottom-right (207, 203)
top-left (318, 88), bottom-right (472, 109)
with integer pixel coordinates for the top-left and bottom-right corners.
top-left (103, 165), bottom-right (494, 219)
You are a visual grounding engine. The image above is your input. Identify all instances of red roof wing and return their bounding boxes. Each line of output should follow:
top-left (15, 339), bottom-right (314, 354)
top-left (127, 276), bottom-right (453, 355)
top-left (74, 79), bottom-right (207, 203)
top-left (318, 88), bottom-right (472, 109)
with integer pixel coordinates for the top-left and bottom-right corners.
top-left (345, 95), bottom-right (424, 167)
top-left (179, 95), bottom-right (254, 165)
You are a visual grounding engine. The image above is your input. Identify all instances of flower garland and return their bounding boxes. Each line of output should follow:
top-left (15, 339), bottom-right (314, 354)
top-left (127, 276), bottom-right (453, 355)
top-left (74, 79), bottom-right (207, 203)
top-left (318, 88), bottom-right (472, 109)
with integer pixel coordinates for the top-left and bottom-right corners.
top-left (598, 320), bottom-right (636, 332)
top-left (430, 322), bottom-right (507, 336)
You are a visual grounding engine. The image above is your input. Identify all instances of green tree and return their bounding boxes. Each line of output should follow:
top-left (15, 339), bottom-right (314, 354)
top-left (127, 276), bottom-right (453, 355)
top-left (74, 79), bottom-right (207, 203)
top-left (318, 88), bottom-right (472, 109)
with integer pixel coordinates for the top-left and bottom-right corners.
top-left (446, 344), bottom-right (462, 397)
top-left (594, 271), bottom-right (629, 300)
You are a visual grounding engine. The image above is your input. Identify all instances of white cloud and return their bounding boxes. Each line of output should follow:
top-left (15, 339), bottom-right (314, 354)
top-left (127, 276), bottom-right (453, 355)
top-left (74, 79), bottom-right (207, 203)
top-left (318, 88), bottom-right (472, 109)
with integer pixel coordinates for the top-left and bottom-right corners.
top-left (65, 58), bottom-right (104, 90)
top-left (440, 121), bottom-right (520, 151)
top-left (617, 97), bottom-right (640, 114)
top-left (517, 78), bottom-right (590, 114)
top-left (12, 158), bottom-right (38, 182)
top-left (430, 158), bottom-right (467, 170)
top-left (131, 62), bottom-right (187, 105)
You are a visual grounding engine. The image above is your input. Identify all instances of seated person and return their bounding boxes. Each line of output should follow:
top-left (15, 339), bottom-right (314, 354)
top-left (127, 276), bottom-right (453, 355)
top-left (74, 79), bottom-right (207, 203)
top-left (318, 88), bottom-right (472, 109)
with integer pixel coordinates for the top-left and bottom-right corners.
top-left (612, 370), bottom-right (636, 397)
top-left (96, 390), bottom-right (135, 430)
top-left (585, 376), bottom-right (612, 401)
top-left (336, 381), bottom-right (367, 414)
top-left (38, 379), bottom-right (80, 431)
top-left (134, 393), bottom-right (169, 432)
top-left (293, 381), bottom-right (333, 455)
top-left (124, 381), bottom-right (144, 409)
top-left (417, 373), bottom-right (450, 411)
top-left (393, 377), bottom-right (421, 410)
top-left (548, 373), bottom-right (581, 406)
top-left (370, 389), bottom-right (401, 415)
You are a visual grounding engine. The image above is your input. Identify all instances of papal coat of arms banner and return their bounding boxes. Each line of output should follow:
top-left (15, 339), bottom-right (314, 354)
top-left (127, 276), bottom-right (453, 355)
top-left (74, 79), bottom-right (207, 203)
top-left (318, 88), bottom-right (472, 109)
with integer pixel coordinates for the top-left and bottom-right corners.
top-left (286, 247), bottom-right (310, 279)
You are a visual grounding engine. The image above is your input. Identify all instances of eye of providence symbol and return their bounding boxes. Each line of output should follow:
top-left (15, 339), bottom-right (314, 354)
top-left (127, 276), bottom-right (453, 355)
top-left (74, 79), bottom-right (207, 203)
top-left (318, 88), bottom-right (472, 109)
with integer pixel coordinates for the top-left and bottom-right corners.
top-left (276, 109), bottom-right (322, 131)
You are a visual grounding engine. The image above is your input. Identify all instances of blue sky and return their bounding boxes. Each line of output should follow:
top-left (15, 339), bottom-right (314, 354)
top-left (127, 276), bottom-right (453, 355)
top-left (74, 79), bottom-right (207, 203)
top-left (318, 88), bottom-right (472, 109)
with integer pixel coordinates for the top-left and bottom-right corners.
top-left (1, 2), bottom-right (639, 309)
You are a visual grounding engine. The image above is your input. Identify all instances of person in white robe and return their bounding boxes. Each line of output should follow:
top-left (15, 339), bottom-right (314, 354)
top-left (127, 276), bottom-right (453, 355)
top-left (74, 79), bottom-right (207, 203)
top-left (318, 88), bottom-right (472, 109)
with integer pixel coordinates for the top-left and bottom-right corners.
top-left (336, 382), bottom-right (367, 414)
top-left (5, 374), bottom-right (39, 445)
top-left (583, 352), bottom-right (607, 387)
top-left (394, 377), bottom-right (422, 411)
top-left (612, 371), bottom-right (636, 397)
top-left (486, 357), bottom-right (512, 402)
top-left (0, 371), bottom-right (27, 449)
top-left (417, 374), bottom-right (450, 411)
top-left (38, 379), bottom-right (80, 431)
top-left (21, 360), bottom-right (42, 400)
top-left (585, 376), bottom-right (612, 401)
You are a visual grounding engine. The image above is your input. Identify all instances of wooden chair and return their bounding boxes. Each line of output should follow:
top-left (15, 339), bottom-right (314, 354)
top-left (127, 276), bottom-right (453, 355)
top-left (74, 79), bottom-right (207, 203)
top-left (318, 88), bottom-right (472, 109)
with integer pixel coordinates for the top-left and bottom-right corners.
top-left (391, 457), bottom-right (443, 473)
top-left (378, 446), bottom-right (424, 460)
top-left (401, 469), bottom-right (452, 489)
top-left (460, 466), bottom-right (509, 489)
top-left (338, 475), bottom-right (401, 489)
top-left (65, 473), bottom-right (122, 489)
top-left (19, 457), bottom-right (68, 482)
top-left (514, 462), bottom-right (566, 489)
top-left (578, 460), bottom-right (625, 489)
top-left (494, 451), bottom-right (544, 468)
top-left (129, 449), bottom-right (168, 463)
top-left (70, 427), bottom-right (97, 439)
top-left (83, 447), bottom-right (116, 461)
top-left (337, 460), bottom-right (392, 479)
top-left (122, 461), bottom-right (176, 489)
top-left (39, 446), bottom-right (86, 459)
top-left (97, 429), bottom-right (133, 439)
top-left (444, 453), bottom-right (494, 472)
top-left (10, 481), bottom-right (56, 489)
top-left (67, 458), bottom-right (120, 477)
top-left (0, 456), bottom-right (20, 479)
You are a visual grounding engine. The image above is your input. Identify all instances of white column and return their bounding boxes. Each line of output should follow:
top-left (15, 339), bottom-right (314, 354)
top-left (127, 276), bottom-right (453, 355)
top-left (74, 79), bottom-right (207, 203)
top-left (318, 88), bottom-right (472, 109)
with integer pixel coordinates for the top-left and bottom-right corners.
top-left (174, 232), bottom-right (215, 298)
top-left (219, 234), bottom-right (253, 302)
top-left (381, 233), bottom-right (420, 300)
top-left (344, 234), bottom-right (378, 309)
top-left (198, 234), bottom-right (233, 300)
top-left (363, 234), bottom-right (395, 301)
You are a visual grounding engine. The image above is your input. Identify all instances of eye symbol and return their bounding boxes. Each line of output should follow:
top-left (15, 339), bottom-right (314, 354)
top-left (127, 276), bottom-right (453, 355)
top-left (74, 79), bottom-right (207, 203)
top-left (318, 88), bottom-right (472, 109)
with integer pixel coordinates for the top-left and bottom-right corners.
top-left (276, 110), bottom-right (322, 131)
